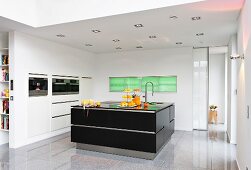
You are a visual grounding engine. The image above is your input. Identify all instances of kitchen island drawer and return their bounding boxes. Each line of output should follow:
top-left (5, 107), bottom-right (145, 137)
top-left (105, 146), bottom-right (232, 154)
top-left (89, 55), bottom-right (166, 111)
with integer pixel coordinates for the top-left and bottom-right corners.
top-left (71, 108), bottom-right (156, 132)
top-left (71, 125), bottom-right (156, 153)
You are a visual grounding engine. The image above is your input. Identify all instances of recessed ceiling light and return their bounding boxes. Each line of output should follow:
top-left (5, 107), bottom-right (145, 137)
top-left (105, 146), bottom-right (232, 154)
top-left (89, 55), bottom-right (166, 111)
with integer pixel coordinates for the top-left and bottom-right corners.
top-left (134, 24), bottom-right (144, 28)
top-left (170, 16), bottom-right (178, 19)
top-left (196, 33), bottom-right (204, 36)
top-left (176, 42), bottom-right (183, 45)
top-left (136, 46), bottom-right (143, 48)
top-left (92, 30), bottom-right (101, 33)
top-left (116, 47), bottom-right (122, 50)
top-left (113, 39), bottom-right (120, 42)
top-left (56, 34), bottom-right (65, 38)
top-left (149, 35), bottom-right (157, 39)
top-left (85, 44), bottom-right (93, 47)
top-left (192, 16), bottom-right (201, 21)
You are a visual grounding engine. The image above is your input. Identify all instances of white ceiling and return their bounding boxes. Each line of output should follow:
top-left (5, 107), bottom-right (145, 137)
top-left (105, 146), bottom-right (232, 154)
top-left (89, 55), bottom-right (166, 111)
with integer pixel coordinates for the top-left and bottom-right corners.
top-left (0, 0), bottom-right (203, 27)
top-left (0, 0), bottom-right (244, 53)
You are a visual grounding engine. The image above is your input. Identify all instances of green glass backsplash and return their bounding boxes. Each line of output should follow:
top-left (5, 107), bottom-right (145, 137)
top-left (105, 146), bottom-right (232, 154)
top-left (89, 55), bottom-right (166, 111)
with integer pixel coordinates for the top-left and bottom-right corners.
top-left (109, 77), bottom-right (141, 92)
top-left (109, 76), bottom-right (177, 92)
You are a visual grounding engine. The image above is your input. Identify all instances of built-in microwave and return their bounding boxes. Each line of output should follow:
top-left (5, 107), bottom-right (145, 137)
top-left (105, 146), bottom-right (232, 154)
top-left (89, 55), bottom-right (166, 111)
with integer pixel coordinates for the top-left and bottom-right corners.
top-left (52, 78), bottom-right (79, 95)
top-left (69, 79), bottom-right (79, 94)
top-left (29, 77), bottom-right (48, 96)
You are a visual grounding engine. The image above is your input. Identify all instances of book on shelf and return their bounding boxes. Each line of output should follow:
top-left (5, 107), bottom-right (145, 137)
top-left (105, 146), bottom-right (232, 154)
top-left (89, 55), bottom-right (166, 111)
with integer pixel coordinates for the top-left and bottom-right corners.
top-left (0, 114), bottom-right (9, 130)
top-left (1, 68), bottom-right (9, 81)
top-left (3, 100), bottom-right (9, 114)
top-left (0, 55), bottom-right (9, 65)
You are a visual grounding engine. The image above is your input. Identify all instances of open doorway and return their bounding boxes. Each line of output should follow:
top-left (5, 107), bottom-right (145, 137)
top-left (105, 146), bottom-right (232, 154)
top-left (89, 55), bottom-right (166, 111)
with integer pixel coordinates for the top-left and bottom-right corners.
top-left (208, 47), bottom-right (228, 130)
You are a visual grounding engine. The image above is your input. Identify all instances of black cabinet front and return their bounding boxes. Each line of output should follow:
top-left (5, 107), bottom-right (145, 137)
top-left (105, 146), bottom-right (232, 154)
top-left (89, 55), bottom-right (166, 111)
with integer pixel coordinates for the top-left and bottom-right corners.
top-left (71, 108), bottom-right (156, 132)
top-left (71, 104), bottom-right (175, 156)
top-left (71, 126), bottom-right (156, 153)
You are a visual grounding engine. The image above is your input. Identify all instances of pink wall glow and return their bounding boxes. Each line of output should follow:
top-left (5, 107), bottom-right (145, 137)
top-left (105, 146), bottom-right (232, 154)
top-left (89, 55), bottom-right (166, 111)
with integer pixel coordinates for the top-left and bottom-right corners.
top-left (191, 0), bottom-right (244, 12)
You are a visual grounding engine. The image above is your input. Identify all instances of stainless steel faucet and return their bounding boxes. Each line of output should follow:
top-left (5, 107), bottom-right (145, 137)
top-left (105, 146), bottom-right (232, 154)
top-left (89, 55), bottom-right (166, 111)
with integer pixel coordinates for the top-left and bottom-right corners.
top-left (144, 82), bottom-right (154, 103)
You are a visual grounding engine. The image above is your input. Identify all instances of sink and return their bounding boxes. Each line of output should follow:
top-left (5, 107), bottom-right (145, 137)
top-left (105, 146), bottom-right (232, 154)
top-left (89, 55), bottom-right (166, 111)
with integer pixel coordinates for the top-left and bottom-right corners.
top-left (148, 102), bottom-right (164, 105)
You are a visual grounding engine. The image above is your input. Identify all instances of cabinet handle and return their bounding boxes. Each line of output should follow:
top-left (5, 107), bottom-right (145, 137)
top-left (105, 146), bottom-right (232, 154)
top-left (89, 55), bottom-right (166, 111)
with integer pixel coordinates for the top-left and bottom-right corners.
top-left (157, 126), bottom-right (165, 133)
top-left (170, 119), bottom-right (174, 123)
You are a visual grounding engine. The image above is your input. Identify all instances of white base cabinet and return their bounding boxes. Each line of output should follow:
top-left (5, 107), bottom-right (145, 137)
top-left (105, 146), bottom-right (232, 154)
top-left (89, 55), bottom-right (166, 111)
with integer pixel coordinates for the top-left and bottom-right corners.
top-left (51, 98), bottom-right (79, 131)
top-left (51, 115), bottom-right (70, 131)
top-left (28, 96), bottom-right (50, 138)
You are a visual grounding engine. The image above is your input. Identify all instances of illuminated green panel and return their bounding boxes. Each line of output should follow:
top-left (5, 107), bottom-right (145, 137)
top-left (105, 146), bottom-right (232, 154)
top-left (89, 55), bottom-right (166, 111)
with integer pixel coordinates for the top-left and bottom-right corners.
top-left (110, 76), bottom-right (177, 92)
top-left (109, 77), bottom-right (126, 92)
top-left (142, 76), bottom-right (177, 92)
top-left (126, 77), bottom-right (141, 90)
top-left (109, 77), bottom-right (141, 92)
top-left (158, 76), bottom-right (177, 92)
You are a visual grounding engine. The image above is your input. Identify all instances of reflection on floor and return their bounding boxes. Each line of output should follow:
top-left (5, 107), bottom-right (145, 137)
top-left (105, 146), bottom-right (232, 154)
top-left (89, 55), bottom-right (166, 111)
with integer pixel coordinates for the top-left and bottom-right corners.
top-left (0, 124), bottom-right (238, 170)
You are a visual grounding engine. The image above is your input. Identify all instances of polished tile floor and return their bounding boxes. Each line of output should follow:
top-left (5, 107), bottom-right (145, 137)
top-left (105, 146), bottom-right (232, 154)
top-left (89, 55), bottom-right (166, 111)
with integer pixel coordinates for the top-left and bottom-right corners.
top-left (0, 125), bottom-right (238, 170)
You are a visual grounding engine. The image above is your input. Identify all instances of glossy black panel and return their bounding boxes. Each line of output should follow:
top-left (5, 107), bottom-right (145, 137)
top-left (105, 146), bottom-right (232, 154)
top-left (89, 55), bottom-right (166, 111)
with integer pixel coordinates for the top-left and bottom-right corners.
top-left (169, 119), bottom-right (175, 135)
top-left (71, 126), bottom-right (156, 153)
top-left (71, 104), bottom-right (175, 154)
top-left (71, 108), bottom-right (156, 132)
top-left (156, 127), bottom-right (165, 152)
top-left (169, 105), bottom-right (175, 121)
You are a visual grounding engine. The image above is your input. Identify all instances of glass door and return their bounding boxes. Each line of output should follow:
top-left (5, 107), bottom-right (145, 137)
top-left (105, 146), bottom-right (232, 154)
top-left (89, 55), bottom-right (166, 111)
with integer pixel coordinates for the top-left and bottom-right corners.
top-left (193, 48), bottom-right (209, 130)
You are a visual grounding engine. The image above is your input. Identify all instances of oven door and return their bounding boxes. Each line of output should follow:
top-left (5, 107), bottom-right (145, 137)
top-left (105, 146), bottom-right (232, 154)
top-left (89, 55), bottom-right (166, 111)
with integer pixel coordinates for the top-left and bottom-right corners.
top-left (29, 77), bottom-right (48, 96)
top-left (52, 79), bottom-right (68, 95)
top-left (69, 80), bottom-right (79, 94)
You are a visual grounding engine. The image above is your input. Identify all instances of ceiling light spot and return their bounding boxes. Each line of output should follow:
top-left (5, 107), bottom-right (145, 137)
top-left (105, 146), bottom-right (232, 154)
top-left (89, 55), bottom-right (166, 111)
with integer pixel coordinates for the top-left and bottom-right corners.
top-left (196, 33), bottom-right (204, 36)
top-left (85, 44), bottom-right (93, 47)
top-left (134, 24), bottom-right (144, 28)
top-left (136, 46), bottom-right (143, 49)
top-left (176, 42), bottom-right (183, 45)
top-left (149, 35), bottom-right (157, 39)
top-left (56, 34), bottom-right (65, 38)
top-left (192, 16), bottom-right (201, 21)
top-left (170, 16), bottom-right (178, 19)
top-left (116, 47), bottom-right (122, 50)
top-left (113, 39), bottom-right (120, 42)
top-left (92, 30), bottom-right (101, 33)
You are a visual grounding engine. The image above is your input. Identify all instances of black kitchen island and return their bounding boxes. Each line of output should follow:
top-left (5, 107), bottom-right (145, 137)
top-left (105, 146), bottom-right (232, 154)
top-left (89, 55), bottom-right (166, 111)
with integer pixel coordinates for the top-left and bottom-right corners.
top-left (71, 101), bottom-right (175, 159)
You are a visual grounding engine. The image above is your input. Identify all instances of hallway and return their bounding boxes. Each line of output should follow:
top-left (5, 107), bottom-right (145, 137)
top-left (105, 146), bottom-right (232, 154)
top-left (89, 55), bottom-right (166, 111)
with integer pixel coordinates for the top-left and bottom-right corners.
top-left (0, 125), bottom-right (237, 170)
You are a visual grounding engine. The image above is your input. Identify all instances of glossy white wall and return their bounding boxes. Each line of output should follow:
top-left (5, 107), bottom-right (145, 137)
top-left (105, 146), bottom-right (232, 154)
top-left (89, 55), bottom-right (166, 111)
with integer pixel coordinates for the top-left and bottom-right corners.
top-left (8, 31), bottom-right (95, 148)
top-left (236, 0), bottom-right (251, 169)
top-left (93, 47), bottom-right (194, 131)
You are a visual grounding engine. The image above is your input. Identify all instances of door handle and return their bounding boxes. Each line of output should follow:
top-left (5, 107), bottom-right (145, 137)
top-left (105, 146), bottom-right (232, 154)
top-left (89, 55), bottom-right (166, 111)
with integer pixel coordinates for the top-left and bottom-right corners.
top-left (86, 109), bottom-right (90, 117)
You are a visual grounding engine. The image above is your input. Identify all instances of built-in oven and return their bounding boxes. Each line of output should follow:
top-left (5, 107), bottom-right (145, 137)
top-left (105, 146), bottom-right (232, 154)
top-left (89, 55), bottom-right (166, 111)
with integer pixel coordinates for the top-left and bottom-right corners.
top-left (69, 79), bottom-right (79, 94)
top-left (52, 78), bottom-right (79, 95)
top-left (29, 77), bottom-right (48, 96)
top-left (52, 79), bottom-right (68, 95)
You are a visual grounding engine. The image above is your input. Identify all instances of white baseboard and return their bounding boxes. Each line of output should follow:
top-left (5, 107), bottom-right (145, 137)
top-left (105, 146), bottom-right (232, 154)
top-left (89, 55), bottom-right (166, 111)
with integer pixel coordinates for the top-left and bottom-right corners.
top-left (10, 127), bottom-right (70, 148)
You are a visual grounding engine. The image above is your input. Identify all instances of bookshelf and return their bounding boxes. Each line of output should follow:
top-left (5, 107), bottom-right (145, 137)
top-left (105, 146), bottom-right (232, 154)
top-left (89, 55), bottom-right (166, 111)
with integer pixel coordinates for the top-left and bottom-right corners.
top-left (0, 49), bottom-right (9, 132)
